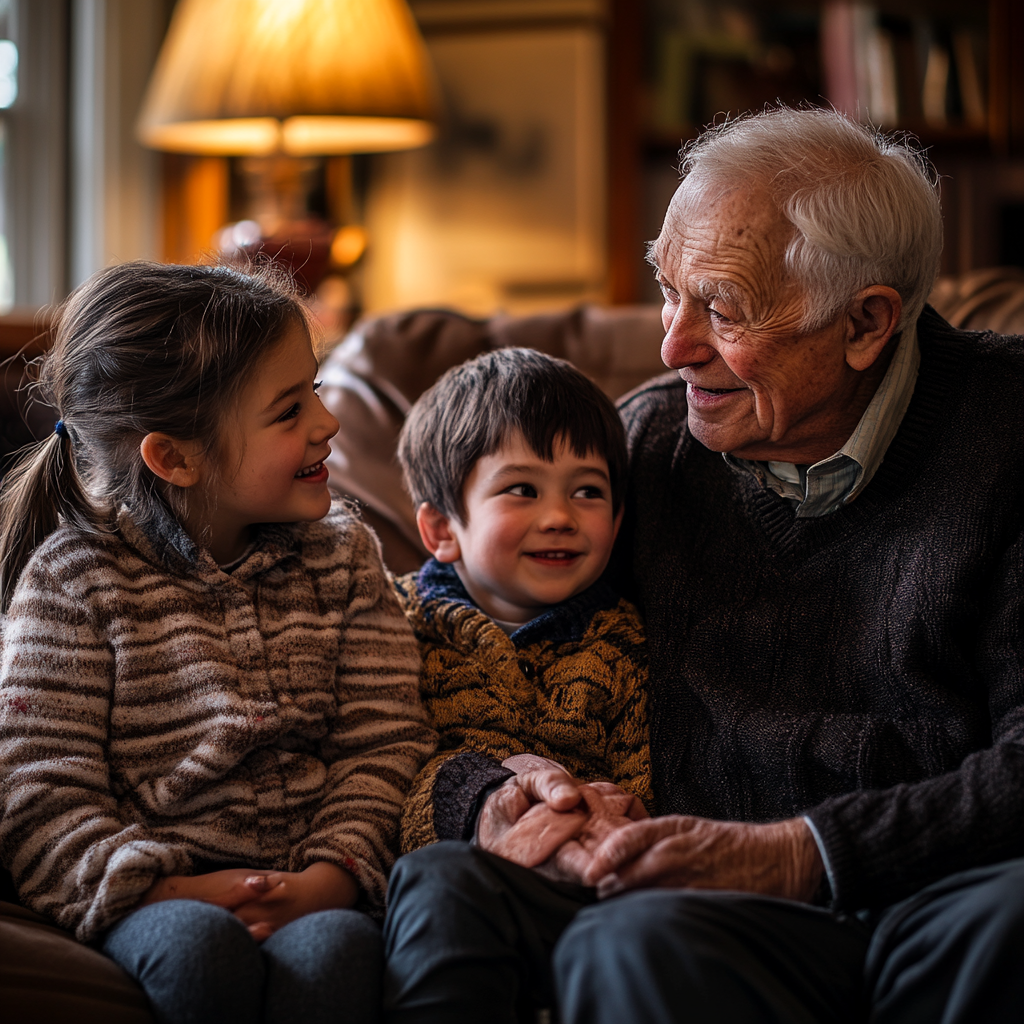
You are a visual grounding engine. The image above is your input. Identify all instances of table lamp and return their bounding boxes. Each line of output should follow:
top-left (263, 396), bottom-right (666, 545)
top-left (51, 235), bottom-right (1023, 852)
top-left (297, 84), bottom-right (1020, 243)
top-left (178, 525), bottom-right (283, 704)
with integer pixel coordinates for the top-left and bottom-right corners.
top-left (136, 0), bottom-right (437, 295)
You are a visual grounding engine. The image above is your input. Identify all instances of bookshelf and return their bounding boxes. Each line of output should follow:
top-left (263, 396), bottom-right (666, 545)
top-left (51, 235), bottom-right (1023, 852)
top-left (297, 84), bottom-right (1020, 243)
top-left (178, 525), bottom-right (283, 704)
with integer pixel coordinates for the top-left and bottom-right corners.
top-left (609, 0), bottom-right (1024, 303)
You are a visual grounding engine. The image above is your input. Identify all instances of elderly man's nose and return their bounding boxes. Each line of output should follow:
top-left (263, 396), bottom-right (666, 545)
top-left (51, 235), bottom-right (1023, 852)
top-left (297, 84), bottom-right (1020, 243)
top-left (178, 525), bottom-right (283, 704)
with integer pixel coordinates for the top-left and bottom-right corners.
top-left (661, 324), bottom-right (711, 369)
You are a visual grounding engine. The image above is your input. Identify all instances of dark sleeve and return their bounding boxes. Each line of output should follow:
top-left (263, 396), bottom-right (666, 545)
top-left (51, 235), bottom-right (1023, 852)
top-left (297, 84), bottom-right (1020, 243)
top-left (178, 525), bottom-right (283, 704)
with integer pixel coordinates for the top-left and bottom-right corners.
top-left (806, 527), bottom-right (1024, 911)
top-left (434, 753), bottom-right (515, 841)
top-left (400, 750), bottom-right (514, 852)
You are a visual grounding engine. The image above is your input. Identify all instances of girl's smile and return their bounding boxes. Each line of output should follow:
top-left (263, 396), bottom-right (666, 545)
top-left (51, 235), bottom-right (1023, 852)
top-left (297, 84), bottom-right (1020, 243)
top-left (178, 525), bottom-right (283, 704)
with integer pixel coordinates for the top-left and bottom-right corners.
top-left (295, 460), bottom-right (329, 481)
top-left (196, 321), bottom-right (340, 563)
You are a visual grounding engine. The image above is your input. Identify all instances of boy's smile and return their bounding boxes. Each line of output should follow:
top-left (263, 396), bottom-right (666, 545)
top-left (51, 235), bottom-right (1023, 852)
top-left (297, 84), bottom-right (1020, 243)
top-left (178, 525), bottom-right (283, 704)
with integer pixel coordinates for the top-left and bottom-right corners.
top-left (418, 432), bottom-right (621, 624)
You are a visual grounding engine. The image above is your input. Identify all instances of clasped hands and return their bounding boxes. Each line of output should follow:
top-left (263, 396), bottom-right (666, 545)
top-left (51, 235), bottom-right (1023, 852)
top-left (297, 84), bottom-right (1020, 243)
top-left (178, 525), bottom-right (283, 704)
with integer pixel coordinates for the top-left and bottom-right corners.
top-left (140, 860), bottom-right (358, 942)
top-left (478, 755), bottom-right (823, 902)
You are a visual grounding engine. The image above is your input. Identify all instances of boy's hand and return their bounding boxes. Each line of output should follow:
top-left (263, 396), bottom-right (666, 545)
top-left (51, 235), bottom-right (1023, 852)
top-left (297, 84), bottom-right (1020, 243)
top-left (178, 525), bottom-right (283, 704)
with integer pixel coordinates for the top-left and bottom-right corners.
top-left (231, 861), bottom-right (359, 942)
top-left (140, 868), bottom-right (277, 911)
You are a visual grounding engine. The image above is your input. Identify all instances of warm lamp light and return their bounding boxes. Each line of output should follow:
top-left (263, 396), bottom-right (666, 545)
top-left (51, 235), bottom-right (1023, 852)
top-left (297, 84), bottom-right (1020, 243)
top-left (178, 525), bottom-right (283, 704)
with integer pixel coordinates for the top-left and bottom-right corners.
top-left (136, 0), bottom-right (437, 156)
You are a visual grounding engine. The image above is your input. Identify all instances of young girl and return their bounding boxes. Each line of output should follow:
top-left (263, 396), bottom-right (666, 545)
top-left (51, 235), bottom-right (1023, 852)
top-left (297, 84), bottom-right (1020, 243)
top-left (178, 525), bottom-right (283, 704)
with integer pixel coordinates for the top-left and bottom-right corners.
top-left (0, 261), bottom-right (435, 1024)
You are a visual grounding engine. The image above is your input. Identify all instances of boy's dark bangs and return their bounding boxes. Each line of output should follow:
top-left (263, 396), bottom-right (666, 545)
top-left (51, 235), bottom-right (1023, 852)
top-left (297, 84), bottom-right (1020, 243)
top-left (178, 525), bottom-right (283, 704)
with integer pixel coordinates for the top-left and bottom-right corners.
top-left (478, 367), bottom-right (626, 510)
top-left (514, 401), bottom-right (616, 464)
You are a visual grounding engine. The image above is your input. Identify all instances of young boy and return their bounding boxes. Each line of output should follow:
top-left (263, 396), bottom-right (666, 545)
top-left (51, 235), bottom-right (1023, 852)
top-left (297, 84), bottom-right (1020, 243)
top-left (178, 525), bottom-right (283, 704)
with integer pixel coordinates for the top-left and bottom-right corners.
top-left (392, 346), bottom-right (651, 857)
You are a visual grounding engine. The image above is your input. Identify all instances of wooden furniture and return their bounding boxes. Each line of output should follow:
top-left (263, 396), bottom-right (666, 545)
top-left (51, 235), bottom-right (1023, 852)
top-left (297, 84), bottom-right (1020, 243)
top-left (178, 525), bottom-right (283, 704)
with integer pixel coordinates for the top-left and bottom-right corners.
top-left (610, 0), bottom-right (1024, 303)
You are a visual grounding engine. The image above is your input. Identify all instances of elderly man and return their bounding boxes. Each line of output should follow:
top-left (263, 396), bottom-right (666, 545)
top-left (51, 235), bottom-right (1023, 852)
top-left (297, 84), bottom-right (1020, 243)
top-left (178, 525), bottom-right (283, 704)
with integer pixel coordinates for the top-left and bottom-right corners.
top-left (383, 108), bottom-right (1023, 1023)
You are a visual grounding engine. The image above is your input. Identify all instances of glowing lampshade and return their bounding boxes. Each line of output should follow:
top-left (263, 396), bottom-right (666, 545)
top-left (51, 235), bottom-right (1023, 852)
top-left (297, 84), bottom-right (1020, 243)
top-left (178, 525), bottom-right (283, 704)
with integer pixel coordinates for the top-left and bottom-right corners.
top-left (136, 0), bottom-right (437, 155)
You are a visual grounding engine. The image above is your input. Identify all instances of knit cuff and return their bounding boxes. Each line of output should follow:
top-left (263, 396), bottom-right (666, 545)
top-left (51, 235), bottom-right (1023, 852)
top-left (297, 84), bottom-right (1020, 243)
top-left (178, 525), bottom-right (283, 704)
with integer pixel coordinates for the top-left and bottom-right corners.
top-left (433, 752), bottom-right (514, 842)
top-left (804, 807), bottom-right (860, 910)
top-left (802, 815), bottom-right (836, 906)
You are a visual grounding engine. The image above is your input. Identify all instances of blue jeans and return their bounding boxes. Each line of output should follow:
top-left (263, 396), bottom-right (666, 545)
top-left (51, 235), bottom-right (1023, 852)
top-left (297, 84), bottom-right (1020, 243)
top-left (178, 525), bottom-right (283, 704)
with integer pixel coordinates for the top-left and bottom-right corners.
top-left (103, 900), bottom-right (382, 1024)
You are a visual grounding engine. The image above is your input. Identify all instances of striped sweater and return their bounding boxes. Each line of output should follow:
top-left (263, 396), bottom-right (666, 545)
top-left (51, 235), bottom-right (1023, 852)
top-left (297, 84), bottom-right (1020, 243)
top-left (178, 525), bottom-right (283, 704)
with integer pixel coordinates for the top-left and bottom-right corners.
top-left (395, 559), bottom-right (652, 853)
top-left (0, 502), bottom-right (435, 941)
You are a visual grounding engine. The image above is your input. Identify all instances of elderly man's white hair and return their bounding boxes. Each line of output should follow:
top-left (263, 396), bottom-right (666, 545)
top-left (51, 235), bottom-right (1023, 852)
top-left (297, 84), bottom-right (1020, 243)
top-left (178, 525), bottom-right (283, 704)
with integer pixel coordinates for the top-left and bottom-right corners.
top-left (677, 106), bottom-right (942, 333)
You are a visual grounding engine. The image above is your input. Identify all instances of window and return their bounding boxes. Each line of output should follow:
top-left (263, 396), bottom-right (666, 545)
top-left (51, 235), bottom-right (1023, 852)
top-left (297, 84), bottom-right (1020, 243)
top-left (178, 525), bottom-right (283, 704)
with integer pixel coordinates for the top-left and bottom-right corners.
top-left (0, 0), bottom-right (17, 311)
top-left (1, 0), bottom-right (67, 310)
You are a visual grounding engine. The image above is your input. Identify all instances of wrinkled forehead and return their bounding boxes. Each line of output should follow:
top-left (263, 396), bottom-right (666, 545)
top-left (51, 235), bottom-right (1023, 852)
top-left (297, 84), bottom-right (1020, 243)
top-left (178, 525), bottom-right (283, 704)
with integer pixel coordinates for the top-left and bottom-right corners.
top-left (651, 175), bottom-right (792, 275)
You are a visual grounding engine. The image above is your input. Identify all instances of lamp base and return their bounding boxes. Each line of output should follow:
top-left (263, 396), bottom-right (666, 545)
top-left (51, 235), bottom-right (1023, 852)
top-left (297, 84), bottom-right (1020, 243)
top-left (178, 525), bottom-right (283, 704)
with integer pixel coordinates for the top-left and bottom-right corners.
top-left (237, 156), bottom-right (322, 236)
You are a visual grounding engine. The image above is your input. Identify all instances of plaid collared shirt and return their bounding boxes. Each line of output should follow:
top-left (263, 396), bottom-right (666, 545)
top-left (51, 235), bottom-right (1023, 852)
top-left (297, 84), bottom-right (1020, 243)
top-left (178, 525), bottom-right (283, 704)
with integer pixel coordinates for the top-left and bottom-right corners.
top-left (724, 325), bottom-right (921, 517)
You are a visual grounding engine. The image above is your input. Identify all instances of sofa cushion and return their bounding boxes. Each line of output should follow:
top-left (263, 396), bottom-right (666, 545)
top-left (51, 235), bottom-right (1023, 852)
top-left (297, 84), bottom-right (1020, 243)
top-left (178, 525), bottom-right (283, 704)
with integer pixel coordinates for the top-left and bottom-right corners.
top-left (0, 902), bottom-right (154, 1024)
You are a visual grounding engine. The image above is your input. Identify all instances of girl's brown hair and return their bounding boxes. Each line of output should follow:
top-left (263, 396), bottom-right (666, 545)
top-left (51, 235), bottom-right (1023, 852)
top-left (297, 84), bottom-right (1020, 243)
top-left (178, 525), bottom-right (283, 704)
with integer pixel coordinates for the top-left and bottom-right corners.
top-left (0, 260), bottom-right (305, 610)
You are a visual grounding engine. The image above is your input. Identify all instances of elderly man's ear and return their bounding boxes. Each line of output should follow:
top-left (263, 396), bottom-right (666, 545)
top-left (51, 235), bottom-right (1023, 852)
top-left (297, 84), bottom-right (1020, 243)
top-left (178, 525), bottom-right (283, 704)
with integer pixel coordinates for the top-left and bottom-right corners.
top-left (416, 503), bottom-right (462, 563)
top-left (843, 285), bottom-right (903, 372)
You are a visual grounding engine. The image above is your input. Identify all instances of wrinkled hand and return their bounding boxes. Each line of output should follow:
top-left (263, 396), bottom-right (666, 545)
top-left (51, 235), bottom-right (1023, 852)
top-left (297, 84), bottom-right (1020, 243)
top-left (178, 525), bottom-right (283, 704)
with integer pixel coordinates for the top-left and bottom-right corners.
top-left (232, 861), bottom-right (358, 942)
top-left (582, 815), bottom-right (824, 902)
top-left (478, 767), bottom-right (588, 868)
top-left (540, 782), bottom-right (648, 883)
top-left (478, 757), bottom-right (647, 885)
top-left (141, 868), bottom-right (270, 912)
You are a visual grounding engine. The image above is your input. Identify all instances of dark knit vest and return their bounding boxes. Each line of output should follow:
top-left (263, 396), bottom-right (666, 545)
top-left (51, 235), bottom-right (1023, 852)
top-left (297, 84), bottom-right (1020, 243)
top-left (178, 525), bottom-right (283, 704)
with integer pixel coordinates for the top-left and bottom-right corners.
top-left (618, 307), bottom-right (1024, 912)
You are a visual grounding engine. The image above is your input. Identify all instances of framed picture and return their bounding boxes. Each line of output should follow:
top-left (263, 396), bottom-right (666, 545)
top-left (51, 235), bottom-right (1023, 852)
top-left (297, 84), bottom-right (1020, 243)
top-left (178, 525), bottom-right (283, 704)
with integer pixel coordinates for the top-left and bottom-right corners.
top-left (364, 1), bottom-right (607, 315)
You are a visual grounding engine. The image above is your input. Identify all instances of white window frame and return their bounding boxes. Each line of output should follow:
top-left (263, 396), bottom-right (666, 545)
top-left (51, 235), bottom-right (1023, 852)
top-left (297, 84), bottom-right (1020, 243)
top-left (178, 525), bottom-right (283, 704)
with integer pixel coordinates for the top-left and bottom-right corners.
top-left (4, 0), bottom-right (68, 308)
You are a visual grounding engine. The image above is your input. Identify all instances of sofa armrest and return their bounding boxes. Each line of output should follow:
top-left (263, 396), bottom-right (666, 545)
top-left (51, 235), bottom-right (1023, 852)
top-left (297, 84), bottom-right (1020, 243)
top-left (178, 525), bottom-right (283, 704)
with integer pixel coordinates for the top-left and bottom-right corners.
top-left (0, 901), bottom-right (155, 1024)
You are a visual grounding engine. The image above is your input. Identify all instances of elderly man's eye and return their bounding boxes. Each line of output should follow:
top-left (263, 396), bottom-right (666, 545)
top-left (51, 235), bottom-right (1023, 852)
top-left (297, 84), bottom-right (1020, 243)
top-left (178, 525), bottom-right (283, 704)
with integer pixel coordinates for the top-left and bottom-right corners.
top-left (658, 279), bottom-right (679, 302)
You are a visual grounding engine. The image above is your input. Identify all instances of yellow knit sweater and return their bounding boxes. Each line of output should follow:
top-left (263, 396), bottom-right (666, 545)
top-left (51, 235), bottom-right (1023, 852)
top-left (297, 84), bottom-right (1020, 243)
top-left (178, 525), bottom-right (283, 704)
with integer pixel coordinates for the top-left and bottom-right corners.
top-left (394, 560), bottom-right (652, 854)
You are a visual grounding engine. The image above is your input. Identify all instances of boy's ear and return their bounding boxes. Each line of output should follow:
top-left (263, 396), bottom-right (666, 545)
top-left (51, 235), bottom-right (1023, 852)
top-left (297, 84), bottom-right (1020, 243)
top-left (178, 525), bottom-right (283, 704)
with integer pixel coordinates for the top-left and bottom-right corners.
top-left (415, 503), bottom-right (462, 563)
top-left (140, 433), bottom-right (205, 489)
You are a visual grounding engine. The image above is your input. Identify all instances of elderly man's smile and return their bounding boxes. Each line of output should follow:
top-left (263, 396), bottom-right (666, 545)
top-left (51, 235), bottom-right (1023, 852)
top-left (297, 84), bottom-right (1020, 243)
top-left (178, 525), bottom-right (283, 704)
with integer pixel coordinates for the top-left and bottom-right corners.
top-left (687, 383), bottom-right (748, 397)
top-left (685, 381), bottom-right (751, 410)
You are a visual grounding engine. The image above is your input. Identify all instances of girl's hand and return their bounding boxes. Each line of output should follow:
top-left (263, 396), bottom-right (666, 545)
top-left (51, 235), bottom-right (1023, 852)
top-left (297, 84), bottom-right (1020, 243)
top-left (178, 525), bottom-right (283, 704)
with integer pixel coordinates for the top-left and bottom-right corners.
top-left (232, 861), bottom-right (359, 942)
top-left (140, 868), bottom-right (278, 911)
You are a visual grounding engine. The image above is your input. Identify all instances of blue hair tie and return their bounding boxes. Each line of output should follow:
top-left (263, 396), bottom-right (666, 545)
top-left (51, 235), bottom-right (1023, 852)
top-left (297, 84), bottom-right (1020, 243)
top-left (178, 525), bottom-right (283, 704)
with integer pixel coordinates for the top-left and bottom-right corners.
top-left (54, 419), bottom-right (68, 440)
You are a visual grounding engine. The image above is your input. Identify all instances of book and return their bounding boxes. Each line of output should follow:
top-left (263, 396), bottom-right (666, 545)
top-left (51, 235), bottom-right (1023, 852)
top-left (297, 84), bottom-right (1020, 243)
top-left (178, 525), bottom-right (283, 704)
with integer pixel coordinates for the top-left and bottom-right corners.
top-left (922, 41), bottom-right (950, 127)
top-left (952, 28), bottom-right (986, 129)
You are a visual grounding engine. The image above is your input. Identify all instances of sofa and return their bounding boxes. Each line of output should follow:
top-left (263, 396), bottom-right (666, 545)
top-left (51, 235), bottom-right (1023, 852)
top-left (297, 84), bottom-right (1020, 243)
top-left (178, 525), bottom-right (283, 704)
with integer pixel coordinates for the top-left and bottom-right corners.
top-left (317, 303), bottom-right (667, 573)
top-left (2, 271), bottom-right (1022, 1021)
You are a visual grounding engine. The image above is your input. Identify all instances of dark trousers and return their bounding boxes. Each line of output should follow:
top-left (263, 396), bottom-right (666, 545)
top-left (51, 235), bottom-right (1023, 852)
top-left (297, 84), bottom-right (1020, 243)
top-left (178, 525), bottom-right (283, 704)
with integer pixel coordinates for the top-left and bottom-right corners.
top-left (382, 842), bottom-right (1024, 1024)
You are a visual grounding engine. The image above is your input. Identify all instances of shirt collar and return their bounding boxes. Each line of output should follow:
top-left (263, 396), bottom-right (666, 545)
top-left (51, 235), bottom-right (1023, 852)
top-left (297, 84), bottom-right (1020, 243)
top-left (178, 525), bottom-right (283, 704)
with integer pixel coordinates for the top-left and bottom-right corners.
top-left (724, 323), bottom-right (920, 517)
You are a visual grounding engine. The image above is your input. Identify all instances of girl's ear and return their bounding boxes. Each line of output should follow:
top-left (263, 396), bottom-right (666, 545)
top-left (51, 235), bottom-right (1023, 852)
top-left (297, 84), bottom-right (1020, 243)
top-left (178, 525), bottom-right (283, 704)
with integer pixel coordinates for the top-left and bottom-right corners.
top-left (140, 433), bottom-right (205, 489)
top-left (415, 502), bottom-right (462, 563)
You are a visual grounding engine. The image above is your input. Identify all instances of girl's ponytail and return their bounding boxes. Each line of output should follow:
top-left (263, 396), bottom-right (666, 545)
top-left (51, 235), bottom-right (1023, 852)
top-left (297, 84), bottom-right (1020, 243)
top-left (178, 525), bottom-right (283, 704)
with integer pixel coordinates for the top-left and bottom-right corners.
top-left (0, 423), bottom-right (95, 612)
top-left (0, 260), bottom-right (303, 612)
